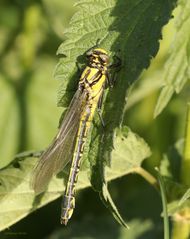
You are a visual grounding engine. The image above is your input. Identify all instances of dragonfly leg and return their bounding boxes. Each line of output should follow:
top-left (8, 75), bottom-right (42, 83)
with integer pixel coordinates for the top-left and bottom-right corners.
top-left (76, 62), bottom-right (84, 75)
top-left (14, 150), bottom-right (43, 159)
top-left (108, 55), bottom-right (122, 86)
top-left (106, 71), bottom-right (113, 88)
top-left (97, 108), bottom-right (105, 127)
top-left (109, 55), bottom-right (122, 69)
top-left (12, 150), bottom-right (43, 169)
top-left (97, 90), bottom-right (105, 127)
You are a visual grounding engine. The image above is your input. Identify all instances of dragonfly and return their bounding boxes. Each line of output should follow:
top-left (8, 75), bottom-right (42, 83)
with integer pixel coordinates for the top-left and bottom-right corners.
top-left (31, 47), bottom-right (116, 225)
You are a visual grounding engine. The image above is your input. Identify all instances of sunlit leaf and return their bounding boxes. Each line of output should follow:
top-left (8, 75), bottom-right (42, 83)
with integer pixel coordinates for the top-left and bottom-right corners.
top-left (55, 0), bottom-right (176, 108)
top-left (95, 127), bottom-right (151, 228)
top-left (154, 0), bottom-right (190, 117)
top-left (0, 127), bottom-right (150, 231)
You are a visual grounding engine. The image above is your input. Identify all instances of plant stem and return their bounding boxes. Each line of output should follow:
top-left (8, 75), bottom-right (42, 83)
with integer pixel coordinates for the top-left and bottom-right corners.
top-left (172, 103), bottom-right (190, 239)
top-left (156, 168), bottom-right (170, 239)
top-left (133, 167), bottom-right (158, 189)
top-left (181, 102), bottom-right (190, 186)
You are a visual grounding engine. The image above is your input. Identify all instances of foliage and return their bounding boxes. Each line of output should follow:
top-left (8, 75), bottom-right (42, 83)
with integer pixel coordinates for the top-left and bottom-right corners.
top-left (154, 0), bottom-right (190, 117)
top-left (1, 0), bottom-right (190, 238)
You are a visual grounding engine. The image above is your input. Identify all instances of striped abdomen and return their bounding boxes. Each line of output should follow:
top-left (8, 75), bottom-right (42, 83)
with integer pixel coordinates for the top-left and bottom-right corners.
top-left (61, 63), bottom-right (107, 225)
top-left (60, 104), bottom-right (93, 225)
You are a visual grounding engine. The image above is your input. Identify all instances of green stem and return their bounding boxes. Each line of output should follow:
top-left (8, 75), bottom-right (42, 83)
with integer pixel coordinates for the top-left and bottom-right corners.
top-left (156, 168), bottom-right (170, 239)
top-left (181, 102), bottom-right (190, 186)
top-left (133, 167), bottom-right (158, 189)
top-left (172, 103), bottom-right (190, 239)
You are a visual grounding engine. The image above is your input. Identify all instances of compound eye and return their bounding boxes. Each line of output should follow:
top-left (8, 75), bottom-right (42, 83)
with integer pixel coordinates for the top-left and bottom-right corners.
top-left (86, 50), bottom-right (93, 57)
top-left (99, 54), bottom-right (108, 63)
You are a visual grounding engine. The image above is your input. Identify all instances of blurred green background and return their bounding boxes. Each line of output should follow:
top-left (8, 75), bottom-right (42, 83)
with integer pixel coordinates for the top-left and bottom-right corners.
top-left (0, 1), bottom-right (188, 238)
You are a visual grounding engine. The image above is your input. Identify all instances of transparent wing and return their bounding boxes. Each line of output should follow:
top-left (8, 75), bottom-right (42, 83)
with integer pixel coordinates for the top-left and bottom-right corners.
top-left (31, 89), bottom-right (87, 194)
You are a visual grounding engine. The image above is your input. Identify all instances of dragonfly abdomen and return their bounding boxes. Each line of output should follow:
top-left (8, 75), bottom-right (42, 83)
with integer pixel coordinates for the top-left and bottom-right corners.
top-left (60, 109), bottom-right (92, 225)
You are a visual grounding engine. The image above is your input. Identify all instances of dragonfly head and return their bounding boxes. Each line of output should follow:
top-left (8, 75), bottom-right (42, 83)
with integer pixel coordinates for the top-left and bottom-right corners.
top-left (86, 48), bottom-right (109, 66)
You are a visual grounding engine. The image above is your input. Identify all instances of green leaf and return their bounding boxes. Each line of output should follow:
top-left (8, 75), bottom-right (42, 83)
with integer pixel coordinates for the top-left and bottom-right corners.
top-left (100, 182), bottom-right (129, 228)
top-left (55, 0), bottom-right (176, 106)
top-left (158, 177), bottom-right (189, 220)
top-left (154, 85), bottom-right (175, 118)
top-left (89, 127), bottom-right (151, 191)
top-left (90, 127), bottom-right (151, 227)
top-left (105, 127), bottom-right (151, 180)
top-left (159, 138), bottom-right (185, 198)
top-left (0, 127), bottom-right (150, 231)
top-left (53, 0), bottom-right (175, 227)
top-left (55, 0), bottom-right (176, 189)
top-left (154, 0), bottom-right (190, 117)
top-left (159, 139), bottom-right (190, 221)
top-left (159, 139), bottom-right (183, 181)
